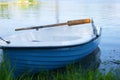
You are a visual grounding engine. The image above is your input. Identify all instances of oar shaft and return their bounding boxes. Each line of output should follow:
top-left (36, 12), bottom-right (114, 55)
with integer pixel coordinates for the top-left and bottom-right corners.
top-left (15, 23), bottom-right (67, 31)
top-left (0, 37), bottom-right (10, 44)
top-left (15, 19), bottom-right (91, 31)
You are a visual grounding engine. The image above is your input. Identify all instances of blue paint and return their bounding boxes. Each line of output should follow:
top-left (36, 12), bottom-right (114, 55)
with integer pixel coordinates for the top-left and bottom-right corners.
top-left (3, 35), bottom-right (100, 74)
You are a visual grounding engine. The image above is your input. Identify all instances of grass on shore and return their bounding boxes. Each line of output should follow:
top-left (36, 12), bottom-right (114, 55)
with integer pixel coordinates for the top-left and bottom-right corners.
top-left (0, 60), bottom-right (120, 80)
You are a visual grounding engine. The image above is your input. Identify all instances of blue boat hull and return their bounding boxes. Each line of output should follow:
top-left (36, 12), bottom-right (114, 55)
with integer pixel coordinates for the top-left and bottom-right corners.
top-left (2, 35), bottom-right (100, 74)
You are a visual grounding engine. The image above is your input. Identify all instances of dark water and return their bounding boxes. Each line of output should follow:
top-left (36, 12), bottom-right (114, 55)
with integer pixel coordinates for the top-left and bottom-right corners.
top-left (0, 0), bottom-right (120, 71)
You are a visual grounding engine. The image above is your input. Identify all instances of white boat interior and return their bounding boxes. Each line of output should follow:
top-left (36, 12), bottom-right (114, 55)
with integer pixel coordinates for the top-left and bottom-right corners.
top-left (0, 24), bottom-right (100, 47)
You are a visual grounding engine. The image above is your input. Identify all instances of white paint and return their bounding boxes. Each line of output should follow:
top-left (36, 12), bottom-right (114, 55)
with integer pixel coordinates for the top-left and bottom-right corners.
top-left (0, 24), bottom-right (100, 47)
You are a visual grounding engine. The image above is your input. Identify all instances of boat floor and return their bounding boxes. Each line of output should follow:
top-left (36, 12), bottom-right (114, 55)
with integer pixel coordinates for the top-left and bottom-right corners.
top-left (0, 24), bottom-right (96, 47)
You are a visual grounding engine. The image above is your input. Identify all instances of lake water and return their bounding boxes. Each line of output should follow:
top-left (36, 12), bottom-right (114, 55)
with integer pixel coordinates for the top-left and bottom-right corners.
top-left (0, 0), bottom-right (120, 71)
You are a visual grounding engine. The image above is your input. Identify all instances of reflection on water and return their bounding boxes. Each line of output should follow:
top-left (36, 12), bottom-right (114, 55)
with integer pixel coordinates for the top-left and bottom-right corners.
top-left (0, 4), bottom-right (10, 19)
top-left (0, 3), bottom-right (40, 19)
top-left (16, 3), bottom-right (40, 19)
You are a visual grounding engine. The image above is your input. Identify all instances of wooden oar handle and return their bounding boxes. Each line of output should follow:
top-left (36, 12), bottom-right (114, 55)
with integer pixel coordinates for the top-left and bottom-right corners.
top-left (67, 19), bottom-right (91, 26)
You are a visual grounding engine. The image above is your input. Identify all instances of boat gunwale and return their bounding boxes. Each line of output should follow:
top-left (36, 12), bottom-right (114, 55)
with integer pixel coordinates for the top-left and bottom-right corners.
top-left (1, 34), bottom-right (101, 49)
top-left (0, 27), bottom-right (102, 49)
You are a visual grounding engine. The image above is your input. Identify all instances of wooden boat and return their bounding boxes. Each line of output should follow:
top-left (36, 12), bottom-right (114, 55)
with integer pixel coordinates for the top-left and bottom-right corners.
top-left (0, 19), bottom-right (101, 74)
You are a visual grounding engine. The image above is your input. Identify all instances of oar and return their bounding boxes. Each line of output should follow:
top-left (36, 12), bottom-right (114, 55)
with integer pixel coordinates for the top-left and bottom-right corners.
top-left (0, 37), bottom-right (10, 44)
top-left (15, 18), bottom-right (91, 31)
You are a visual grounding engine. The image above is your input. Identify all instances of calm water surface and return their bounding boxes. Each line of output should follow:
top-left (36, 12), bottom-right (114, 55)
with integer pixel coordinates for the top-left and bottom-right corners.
top-left (0, 0), bottom-right (120, 71)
